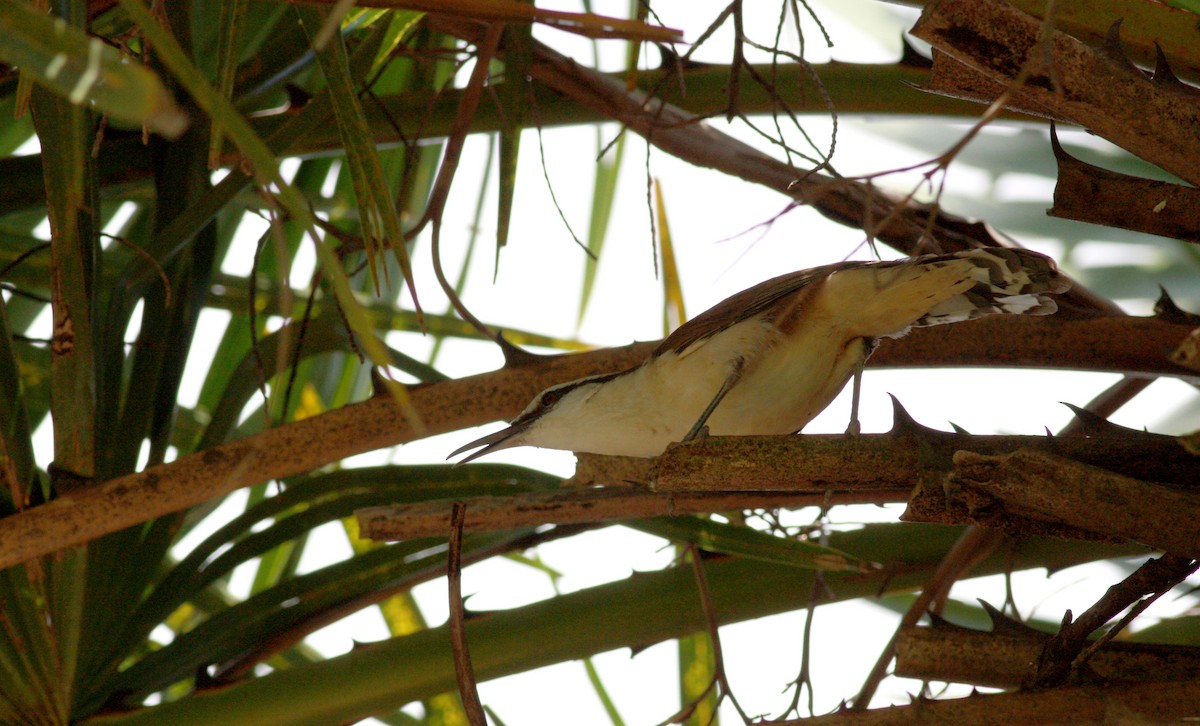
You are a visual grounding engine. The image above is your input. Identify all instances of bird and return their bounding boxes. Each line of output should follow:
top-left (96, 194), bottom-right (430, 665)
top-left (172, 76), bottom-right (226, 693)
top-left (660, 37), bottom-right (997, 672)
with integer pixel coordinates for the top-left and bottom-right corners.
top-left (451, 247), bottom-right (1069, 463)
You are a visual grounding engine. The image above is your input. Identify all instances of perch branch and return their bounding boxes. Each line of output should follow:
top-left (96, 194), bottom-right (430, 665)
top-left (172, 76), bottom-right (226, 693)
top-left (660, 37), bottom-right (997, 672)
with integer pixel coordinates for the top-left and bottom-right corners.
top-left (357, 488), bottom-right (898, 542)
top-left (359, 413), bottom-right (1195, 542)
top-left (0, 315), bottom-right (1192, 570)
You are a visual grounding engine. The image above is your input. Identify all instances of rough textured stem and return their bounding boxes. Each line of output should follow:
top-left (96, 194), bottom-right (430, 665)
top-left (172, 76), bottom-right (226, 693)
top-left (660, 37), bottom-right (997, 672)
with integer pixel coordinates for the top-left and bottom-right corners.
top-left (896, 623), bottom-right (1200, 689)
top-left (359, 425), bottom-right (1198, 542)
top-left (357, 488), bottom-right (894, 541)
top-left (911, 0), bottom-right (1200, 187)
top-left (653, 430), bottom-right (1194, 494)
top-left (778, 679), bottom-right (1200, 725)
top-left (948, 449), bottom-right (1200, 558)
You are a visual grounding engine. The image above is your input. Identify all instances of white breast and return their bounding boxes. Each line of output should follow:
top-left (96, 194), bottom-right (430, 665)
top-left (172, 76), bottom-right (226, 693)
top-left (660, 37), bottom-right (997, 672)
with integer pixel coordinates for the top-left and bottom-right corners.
top-left (706, 312), bottom-right (868, 436)
top-left (527, 314), bottom-right (867, 457)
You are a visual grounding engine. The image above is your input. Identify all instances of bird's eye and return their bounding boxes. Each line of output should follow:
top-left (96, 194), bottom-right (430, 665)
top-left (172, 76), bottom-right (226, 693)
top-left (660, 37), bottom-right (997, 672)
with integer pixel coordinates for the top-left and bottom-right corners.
top-left (538, 387), bottom-right (566, 408)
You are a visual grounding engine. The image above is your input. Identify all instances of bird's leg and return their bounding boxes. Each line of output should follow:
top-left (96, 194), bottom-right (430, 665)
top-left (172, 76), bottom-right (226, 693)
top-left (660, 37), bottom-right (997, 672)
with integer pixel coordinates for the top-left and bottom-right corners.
top-left (845, 340), bottom-right (877, 436)
top-left (845, 361), bottom-right (864, 436)
top-left (681, 359), bottom-right (745, 444)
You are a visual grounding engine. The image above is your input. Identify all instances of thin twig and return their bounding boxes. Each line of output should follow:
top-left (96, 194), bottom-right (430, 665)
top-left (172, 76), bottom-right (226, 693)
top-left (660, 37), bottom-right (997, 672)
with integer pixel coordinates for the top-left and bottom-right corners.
top-left (0, 241), bottom-right (50, 280)
top-left (520, 66), bottom-right (598, 260)
top-left (1071, 582), bottom-right (1169, 674)
top-left (282, 265), bottom-right (323, 421)
top-left (248, 225), bottom-right (274, 426)
top-left (448, 501), bottom-right (488, 726)
top-left (1034, 553), bottom-right (1199, 687)
top-left (425, 23), bottom-right (506, 345)
top-left (688, 544), bottom-right (752, 724)
top-left (783, 496), bottom-right (834, 718)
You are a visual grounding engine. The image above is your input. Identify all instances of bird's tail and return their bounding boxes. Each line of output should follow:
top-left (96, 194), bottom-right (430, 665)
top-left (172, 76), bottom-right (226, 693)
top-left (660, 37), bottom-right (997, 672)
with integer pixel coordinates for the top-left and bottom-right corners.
top-left (911, 248), bottom-right (1070, 328)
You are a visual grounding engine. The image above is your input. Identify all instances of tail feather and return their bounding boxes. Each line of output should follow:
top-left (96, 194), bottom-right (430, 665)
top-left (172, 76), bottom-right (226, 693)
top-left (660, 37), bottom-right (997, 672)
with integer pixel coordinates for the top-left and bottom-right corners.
top-left (914, 248), bottom-right (1068, 328)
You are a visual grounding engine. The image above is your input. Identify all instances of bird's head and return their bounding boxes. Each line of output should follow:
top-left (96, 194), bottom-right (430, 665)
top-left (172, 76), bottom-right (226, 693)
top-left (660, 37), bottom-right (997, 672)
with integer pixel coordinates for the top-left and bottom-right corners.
top-left (449, 372), bottom-right (618, 464)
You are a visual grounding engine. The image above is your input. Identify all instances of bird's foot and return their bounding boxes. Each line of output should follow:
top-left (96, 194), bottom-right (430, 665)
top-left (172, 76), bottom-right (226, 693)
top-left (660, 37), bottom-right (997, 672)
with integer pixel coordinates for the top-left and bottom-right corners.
top-left (678, 424), bottom-right (710, 447)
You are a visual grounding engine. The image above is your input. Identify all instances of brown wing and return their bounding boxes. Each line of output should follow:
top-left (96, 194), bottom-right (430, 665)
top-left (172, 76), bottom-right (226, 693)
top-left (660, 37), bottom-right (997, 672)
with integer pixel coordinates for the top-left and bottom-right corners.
top-left (651, 248), bottom-right (1064, 357)
top-left (653, 260), bottom-right (873, 356)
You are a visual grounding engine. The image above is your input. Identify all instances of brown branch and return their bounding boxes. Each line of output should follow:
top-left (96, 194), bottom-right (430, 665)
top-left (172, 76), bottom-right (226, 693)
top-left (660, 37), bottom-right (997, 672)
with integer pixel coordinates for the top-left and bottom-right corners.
top-left (360, 412), bottom-right (1195, 542)
top-left (1006, 0), bottom-right (1200, 83)
top-left (777, 679), bottom-right (1200, 725)
top-left (357, 487), bottom-right (895, 542)
top-left (425, 22), bottom-right (506, 343)
top-left (866, 315), bottom-right (1196, 380)
top-left (903, 457), bottom-right (1200, 693)
top-left (447, 502), bottom-right (487, 726)
top-left (0, 340), bottom-right (640, 572)
top-left (895, 623), bottom-right (1200, 689)
top-left (1033, 553), bottom-right (1199, 687)
top-left (911, 0), bottom-right (1200, 188)
top-left (936, 449), bottom-right (1200, 558)
top-left (0, 316), bottom-right (1192, 570)
top-left (1048, 128), bottom-right (1200, 243)
top-left (652, 425), bottom-right (1194, 495)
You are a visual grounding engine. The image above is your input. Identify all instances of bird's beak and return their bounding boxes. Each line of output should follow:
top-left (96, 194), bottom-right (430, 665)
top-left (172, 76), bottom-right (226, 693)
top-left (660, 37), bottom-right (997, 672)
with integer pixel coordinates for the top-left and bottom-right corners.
top-left (448, 421), bottom-right (530, 466)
